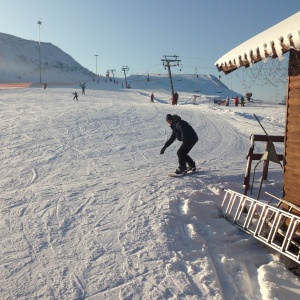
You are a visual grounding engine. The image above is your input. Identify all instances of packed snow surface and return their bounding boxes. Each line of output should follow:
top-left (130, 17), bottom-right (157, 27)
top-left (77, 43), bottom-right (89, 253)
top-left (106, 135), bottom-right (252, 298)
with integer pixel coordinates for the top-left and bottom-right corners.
top-left (1, 79), bottom-right (300, 300)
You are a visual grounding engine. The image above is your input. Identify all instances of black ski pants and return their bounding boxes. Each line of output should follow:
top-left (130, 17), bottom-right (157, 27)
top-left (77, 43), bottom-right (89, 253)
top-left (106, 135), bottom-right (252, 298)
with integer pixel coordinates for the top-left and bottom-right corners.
top-left (177, 140), bottom-right (197, 169)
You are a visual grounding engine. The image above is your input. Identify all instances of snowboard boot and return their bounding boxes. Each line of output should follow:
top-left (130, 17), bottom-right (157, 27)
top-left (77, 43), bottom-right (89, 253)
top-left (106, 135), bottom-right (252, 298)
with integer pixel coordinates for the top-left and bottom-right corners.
top-left (175, 167), bottom-right (187, 175)
top-left (187, 161), bottom-right (196, 172)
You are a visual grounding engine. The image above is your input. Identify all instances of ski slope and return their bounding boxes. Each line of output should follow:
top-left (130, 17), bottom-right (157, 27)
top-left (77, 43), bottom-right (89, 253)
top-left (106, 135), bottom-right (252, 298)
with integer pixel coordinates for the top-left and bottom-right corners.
top-left (0, 81), bottom-right (299, 300)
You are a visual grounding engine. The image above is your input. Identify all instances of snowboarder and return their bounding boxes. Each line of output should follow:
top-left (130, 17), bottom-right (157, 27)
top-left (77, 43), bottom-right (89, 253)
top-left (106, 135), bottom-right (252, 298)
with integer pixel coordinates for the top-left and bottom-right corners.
top-left (150, 93), bottom-right (154, 103)
top-left (160, 114), bottom-right (198, 174)
top-left (172, 94), bottom-right (175, 105)
top-left (73, 91), bottom-right (78, 100)
top-left (240, 96), bottom-right (245, 107)
top-left (234, 96), bottom-right (239, 106)
top-left (174, 92), bottom-right (179, 105)
top-left (80, 82), bottom-right (86, 95)
top-left (226, 96), bottom-right (230, 106)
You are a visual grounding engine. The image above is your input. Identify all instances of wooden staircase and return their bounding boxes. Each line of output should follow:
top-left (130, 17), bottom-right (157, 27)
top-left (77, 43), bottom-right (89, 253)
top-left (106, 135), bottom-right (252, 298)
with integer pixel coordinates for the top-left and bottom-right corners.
top-left (221, 189), bottom-right (300, 264)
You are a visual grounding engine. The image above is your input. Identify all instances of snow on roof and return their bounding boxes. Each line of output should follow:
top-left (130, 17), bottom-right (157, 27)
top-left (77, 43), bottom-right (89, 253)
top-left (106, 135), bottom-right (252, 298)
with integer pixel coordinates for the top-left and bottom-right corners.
top-left (215, 11), bottom-right (300, 74)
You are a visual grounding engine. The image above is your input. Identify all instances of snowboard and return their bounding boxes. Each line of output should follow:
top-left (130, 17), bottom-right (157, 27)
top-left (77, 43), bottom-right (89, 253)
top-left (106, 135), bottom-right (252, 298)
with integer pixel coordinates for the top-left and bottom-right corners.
top-left (168, 169), bottom-right (199, 177)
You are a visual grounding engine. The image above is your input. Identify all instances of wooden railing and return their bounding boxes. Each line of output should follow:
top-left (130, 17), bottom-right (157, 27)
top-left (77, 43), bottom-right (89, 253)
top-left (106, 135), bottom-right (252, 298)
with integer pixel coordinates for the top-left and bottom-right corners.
top-left (244, 134), bottom-right (284, 195)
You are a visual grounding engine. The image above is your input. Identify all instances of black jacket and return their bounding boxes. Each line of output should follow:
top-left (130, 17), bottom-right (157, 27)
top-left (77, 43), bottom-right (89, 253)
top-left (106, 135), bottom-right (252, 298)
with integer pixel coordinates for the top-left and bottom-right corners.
top-left (164, 117), bottom-right (198, 148)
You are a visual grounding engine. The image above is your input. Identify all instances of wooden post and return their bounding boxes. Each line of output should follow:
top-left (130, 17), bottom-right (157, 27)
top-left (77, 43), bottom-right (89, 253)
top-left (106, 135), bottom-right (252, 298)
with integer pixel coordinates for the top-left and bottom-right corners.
top-left (262, 141), bottom-right (270, 180)
top-left (244, 135), bottom-right (255, 194)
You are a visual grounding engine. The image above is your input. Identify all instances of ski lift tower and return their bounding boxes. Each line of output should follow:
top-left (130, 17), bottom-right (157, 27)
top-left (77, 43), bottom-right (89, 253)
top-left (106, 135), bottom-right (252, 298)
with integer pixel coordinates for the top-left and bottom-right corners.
top-left (161, 55), bottom-right (181, 97)
top-left (121, 66), bottom-right (129, 88)
top-left (37, 21), bottom-right (42, 84)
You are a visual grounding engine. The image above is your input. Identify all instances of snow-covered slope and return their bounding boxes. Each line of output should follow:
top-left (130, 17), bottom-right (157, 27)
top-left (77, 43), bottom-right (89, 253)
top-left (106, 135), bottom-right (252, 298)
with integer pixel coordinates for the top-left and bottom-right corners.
top-left (0, 32), bottom-right (94, 83)
top-left (127, 73), bottom-right (241, 97)
top-left (1, 83), bottom-right (298, 300)
top-left (0, 32), bottom-right (243, 99)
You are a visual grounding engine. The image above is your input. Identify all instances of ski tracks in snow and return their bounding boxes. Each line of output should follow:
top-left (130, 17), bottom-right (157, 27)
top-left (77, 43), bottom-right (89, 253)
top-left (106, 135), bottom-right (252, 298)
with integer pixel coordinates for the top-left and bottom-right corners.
top-left (154, 110), bottom-right (264, 299)
top-left (161, 174), bottom-right (264, 300)
top-left (0, 87), bottom-right (276, 299)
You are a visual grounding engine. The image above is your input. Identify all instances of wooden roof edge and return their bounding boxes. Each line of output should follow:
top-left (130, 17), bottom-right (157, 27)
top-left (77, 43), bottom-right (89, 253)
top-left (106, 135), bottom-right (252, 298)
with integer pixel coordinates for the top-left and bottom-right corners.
top-left (215, 11), bottom-right (300, 74)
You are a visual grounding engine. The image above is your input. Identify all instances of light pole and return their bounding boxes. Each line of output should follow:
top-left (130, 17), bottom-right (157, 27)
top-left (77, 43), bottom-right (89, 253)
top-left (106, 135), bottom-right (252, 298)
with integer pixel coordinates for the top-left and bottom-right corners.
top-left (37, 21), bottom-right (42, 84)
top-left (94, 54), bottom-right (99, 76)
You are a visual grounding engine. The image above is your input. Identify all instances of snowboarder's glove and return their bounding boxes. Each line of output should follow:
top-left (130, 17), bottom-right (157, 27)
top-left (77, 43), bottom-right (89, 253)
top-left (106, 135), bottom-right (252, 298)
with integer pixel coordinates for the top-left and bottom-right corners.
top-left (160, 147), bottom-right (166, 155)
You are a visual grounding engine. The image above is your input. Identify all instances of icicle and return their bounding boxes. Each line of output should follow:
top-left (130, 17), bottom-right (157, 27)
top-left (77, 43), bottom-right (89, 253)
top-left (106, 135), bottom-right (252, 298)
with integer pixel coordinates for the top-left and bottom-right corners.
top-left (274, 38), bottom-right (283, 61)
top-left (292, 30), bottom-right (300, 50)
top-left (266, 42), bottom-right (274, 57)
top-left (259, 44), bottom-right (269, 62)
top-left (284, 34), bottom-right (291, 49)
top-left (248, 50), bottom-right (254, 67)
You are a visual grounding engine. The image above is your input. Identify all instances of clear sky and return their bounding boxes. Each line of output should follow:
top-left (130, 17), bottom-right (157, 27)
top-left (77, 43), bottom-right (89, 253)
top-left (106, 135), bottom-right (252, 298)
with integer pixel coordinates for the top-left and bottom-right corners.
top-left (1, 0), bottom-right (300, 101)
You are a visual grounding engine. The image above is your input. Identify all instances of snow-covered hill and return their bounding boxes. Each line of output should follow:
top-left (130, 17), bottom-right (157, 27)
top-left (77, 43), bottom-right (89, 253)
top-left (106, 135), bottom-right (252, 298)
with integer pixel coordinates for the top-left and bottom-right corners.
top-left (0, 32), bottom-right (243, 99)
top-left (127, 73), bottom-right (241, 98)
top-left (0, 32), bottom-right (94, 83)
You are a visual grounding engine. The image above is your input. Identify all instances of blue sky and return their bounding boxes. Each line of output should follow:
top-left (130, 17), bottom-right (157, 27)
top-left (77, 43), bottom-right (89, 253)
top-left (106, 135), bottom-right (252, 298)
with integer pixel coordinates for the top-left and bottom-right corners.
top-left (1, 0), bottom-right (300, 101)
